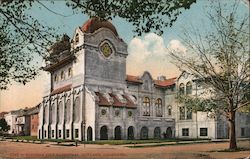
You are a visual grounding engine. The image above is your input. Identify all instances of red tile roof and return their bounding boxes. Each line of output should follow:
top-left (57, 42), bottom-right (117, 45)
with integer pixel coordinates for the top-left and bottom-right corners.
top-left (95, 92), bottom-right (111, 106)
top-left (154, 77), bottom-right (176, 88)
top-left (126, 75), bottom-right (142, 84)
top-left (109, 94), bottom-right (125, 107)
top-left (95, 92), bottom-right (137, 109)
top-left (51, 84), bottom-right (72, 95)
top-left (123, 95), bottom-right (137, 108)
top-left (81, 17), bottom-right (118, 36)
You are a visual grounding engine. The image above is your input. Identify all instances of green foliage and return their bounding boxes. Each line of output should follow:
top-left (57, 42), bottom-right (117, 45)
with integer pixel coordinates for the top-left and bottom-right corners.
top-left (170, 1), bottom-right (249, 149)
top-left (0, 0), bottom-right (58, 89)
top-left (66, 0), bottom-right (196, 36)
top-left (0, 118), bottom-right (10, 132)
top-left (177, 94), bottom-right (227, 114)
top-left (0, 0), bottom-right (196, 89)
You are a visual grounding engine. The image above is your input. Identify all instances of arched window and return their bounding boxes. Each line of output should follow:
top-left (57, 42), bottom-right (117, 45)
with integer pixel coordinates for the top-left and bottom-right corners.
top-left (143, 97), bottom-right (150, 116)
top-left (75, 33), bottom-right (79, 44)
top-left (87, 126), bottom-right (93, 141)
top-left (186, 82), bottom-right (192, 95)
top-left (168, 105), bottom-right (172, 116)
top-left (155, 98), bottom-right (162, 117)
top-left (154, 127), bottom-right (161, 139)
top-left (140, 126), bottom-right (148, 139)
top-left (73, 97), bottom-right (80, 123)
top-left (100, 125), bottom-right (108, 140)
top-left (179, 83), bottom-right (185, 95)
top-left (61, 71), bottom-right (65, 80)
top-left (54, 74), bottom-right (58, 82)
top-left (68, 67), bottom-right (72, 77)
top-left (114, 126), bottom-right (122, 140)
top-left (127, 126), bottom-right (134, 140)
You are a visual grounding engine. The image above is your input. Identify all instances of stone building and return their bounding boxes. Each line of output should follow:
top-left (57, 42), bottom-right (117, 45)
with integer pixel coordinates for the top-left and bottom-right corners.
top-left (175, 71), bottom-right (250, 139)
top-left (38, 18), bottom-right (250, 141)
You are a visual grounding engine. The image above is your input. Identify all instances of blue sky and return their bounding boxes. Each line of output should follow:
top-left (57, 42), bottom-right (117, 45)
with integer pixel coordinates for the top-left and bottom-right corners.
top-left (0, 0), bottom-right (249, 112)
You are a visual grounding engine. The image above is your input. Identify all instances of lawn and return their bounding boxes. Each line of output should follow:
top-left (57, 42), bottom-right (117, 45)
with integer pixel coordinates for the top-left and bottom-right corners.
top-left (8, 136), bottom-right (211, 145)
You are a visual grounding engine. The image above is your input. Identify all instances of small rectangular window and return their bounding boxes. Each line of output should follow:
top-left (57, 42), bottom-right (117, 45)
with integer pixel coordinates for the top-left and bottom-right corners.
top-left (66, 129), bottom-right (70, 138)
top-left (75, 129), bottom-right (79, 138)
top-left (52, 130), bottom-right (54, 138)
top-left (59, 130), bottom-right (62, 138)
top-left (44, 130), bottom-right (46, 137)
top-left (200, 128), bottom-right (208, 136)
top-left (241, 128), bottom-right (245, 137)
top-left (182, 128), bottom-right (189, 136)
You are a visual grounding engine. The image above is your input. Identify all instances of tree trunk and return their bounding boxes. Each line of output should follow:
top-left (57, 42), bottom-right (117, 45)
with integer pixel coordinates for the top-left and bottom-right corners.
top-left (229, 111), bottom-right (237, 149)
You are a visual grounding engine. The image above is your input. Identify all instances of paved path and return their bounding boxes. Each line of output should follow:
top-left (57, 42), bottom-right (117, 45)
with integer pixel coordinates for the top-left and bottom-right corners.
top-left (0, 140), bottom-right (249, 159)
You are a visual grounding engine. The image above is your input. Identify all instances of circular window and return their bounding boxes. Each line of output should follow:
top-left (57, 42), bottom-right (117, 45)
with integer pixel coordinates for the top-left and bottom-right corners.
top-left (128, 111), bottom-right (133, 117)
top-left (100, 42), bottom-right (112, 58)
top-left (101, 109), bottom-right (106, 115)
top-left (115, 110), bottom-right (120, 116)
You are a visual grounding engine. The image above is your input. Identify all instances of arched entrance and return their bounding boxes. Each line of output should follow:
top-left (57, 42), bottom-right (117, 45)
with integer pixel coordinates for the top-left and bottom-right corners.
top-left (114, 126), bottom-right (122, 140)
top-left (127, 126), bottom-right (134, 140)
top-left (100, 126), bottom-right (108, 140)
top-left (140, 126), bottom-right (148, 139)
top-left (154, 127), bottom-right (161, 139)
top-left (87, 126), bottom-right (93, 141)
top-left (166, 127), bottom-right (172, 138)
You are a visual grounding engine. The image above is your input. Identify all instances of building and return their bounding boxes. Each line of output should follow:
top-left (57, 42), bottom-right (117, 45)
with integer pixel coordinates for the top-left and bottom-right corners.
top-left (4, 109), bottom-right (22, 134)
top-left (38, 18), bottom-right (250, 141)
top-left (175, 71), bottom-right (250, 139)
top-left (26, 104), bottom-right (40, 136)
top-left (3, 105), bottom-right (40, 136)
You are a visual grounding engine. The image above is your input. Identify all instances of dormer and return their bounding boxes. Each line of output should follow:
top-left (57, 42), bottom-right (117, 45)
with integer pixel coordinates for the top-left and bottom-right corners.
top-left (141, 71), bottom-right (154, 91)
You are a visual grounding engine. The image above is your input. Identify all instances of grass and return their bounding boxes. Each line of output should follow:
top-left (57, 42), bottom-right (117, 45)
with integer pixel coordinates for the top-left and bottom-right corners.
top-left (126, 140), bottom-right (212, 148)
top-left (81, 138), bottom-right (210, 145)
top-left (8, 136), bottom-right (212, 145)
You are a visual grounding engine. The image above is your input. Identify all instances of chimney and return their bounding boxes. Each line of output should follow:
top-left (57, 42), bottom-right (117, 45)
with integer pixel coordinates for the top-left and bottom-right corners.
top-left (157, 76), bottom-right (166, 81)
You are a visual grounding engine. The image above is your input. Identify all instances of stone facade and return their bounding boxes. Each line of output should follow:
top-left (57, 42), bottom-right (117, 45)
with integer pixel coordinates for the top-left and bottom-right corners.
top-left (38, 18), bottom-right (250, 141)
top-left (175, 71), bottom-right (250, 139)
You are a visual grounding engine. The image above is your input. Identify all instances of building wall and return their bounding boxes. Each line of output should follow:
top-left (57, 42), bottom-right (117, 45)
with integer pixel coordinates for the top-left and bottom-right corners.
top-left (38, 23), bottom-right (250, 141)
top-left (30, 114), bottom-right (39, 136)
top-left (4, 113), bottom-right (17, 134)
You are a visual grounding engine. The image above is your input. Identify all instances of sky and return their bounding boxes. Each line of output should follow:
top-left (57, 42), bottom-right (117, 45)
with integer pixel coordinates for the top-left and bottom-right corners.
top-left (0, 0), bottom-right (249, 112)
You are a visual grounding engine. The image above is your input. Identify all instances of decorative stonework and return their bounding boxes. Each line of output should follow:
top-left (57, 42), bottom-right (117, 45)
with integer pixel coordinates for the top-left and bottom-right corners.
top-left (99, 41), bottom-right (113, 58)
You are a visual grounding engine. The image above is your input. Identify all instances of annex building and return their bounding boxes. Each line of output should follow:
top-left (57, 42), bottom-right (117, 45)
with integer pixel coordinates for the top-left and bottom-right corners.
top-left (38, 18), bottom-right (250, 141)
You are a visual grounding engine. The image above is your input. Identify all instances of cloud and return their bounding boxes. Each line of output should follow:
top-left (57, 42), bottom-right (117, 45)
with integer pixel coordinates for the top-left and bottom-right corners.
top-left (168, 39), bottom-right (187, 53)
top-left (126, 33), bottom-right (186, 78)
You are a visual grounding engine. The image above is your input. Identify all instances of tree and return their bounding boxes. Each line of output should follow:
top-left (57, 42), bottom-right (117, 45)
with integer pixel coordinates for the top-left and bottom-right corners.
top-left (0, 118), bottom-right (10, 132)
top-left (0, 0), bottom-right (196, 89)
top-left (66, 0), bottom-right (196, 36)
top-left (170, 1), bottom-right (249, 149)
top-left (0, 1), bottom-right (57, 89)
